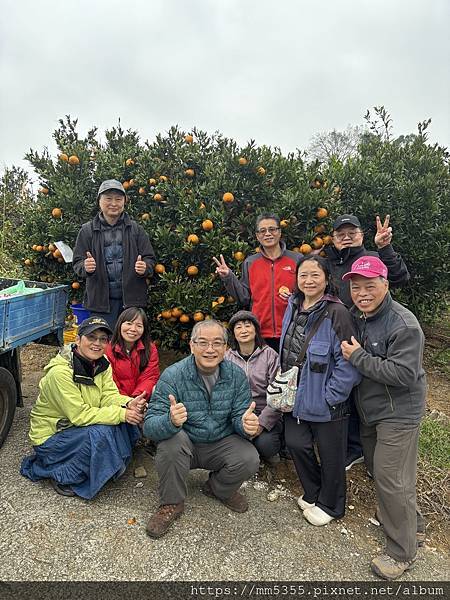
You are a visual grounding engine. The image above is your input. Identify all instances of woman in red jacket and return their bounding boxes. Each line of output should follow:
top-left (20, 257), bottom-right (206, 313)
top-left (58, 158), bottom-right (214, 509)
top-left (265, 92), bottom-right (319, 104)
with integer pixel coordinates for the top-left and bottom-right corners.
top-left (105, 307), bottom-right (160, 399)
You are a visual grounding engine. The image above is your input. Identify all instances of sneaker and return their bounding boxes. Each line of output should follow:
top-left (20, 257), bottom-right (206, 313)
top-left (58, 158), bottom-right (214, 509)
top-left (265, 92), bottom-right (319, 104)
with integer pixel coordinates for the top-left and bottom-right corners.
top-left (297, 495), bottom-right (315, 511)
top-left (50, 479), bottom-right (76, 497)
top-left (345, 454), bottom-right (364, 471)
top-left (202, 479), bottom-right (248, 513)
top-left (145, 503), bottom-right (184, 539)
top-left (371, 554), bottom-right (416, 580)
top-left (303, 505), bottom-right (334, 526)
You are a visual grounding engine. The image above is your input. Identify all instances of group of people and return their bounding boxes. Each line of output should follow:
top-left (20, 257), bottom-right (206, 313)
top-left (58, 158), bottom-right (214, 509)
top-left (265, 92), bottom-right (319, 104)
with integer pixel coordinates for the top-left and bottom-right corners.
top-left (20, 179), bottom-right (426, 581)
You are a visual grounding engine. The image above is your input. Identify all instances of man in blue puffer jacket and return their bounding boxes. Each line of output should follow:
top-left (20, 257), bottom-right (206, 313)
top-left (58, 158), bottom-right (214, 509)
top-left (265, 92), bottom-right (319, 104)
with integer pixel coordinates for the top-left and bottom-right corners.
top-left (144, 320), bottom-right (260, 538)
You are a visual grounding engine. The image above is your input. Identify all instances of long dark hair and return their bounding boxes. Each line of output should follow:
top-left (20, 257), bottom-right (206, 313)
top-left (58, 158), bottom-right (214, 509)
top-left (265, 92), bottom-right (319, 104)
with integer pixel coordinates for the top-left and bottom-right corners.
top-left (293, 255), bottom-right (337, 299)
top-left (111, 307), bottom-right (152, 371)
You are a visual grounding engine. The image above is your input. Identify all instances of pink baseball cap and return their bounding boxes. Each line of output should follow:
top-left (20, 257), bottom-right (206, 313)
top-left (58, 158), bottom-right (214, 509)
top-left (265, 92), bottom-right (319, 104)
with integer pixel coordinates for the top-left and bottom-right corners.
top-left (342, 256), bottom-right (388, 281)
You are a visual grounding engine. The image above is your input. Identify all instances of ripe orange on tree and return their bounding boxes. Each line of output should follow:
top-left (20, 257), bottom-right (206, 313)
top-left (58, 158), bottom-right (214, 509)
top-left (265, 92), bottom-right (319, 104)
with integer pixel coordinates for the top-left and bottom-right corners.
top-left (161, 309), bottom-right (172, 319)
top-left (316, 207), bottom-right (328, 219)
top-left (40, 187), bottom-right (49, 195)
top-left (299, 243), bottom-right (312, 255)
top-left (48, 243), bottom-right (56, 252)
top-left (122, 181), bottom-right (130, 190)
top-left (323, 235), bottom-right (333, 245)
top-left (193, 311), bottom-right (205, 322)
top-left (187, 265), bottom-right (199, 276)
top-left (233, 251), bottom-right (245, 261)
top-left (311, 237), bottom-right (324, 249)
top-left (199, 202), bottom-right (206, 210)
top-left (201, 219), bottom-right (213, 231)
top-left (222, 192), bottom-right (234, 203)
top-left (185, 134), bottom-right (194, 144)
top-left (68, 155), bottom-right (80, 165)
top-left (125, 158), bottom-right (134, 167)
top-left (256, 166), bottom-right (266, 176)
top-left (51, 207), bottom-right (62, 218)
top-left (154, 263), bottom-right (166, 274)
top-left (59, 153), bottom-right (69, 162)
top-left (53, 249), bottom-right (63, 258)
top-left (141, 213), bottom-right (150, 221)
top-left (153, 193), bottom-right (163, 202)
top-left (217, 296), bottom-right (225, 304)
top-left (35, 245), bottom-right (43, 252)
top-left (179, 314), bottom-right (190, 324)
top-left (314, 224), bottom-right (326, 234)
top-left (159, 175), bottom-right (168, 183)
top-left (148, 178), bottom-right (157, 186)
top-left (138, 187), bottom-right (146, 195)
top-left (129, 179), bottom-right (135, 187)
top-left (24, 258), bottom-right (32, 266)
top-left (185, 168), bottom-right (195, 177)
top-left (187, 234), bottom-right (199, 244)
top-left (171, 307), bottom-right (183, 318)
top-left (71, 282), bottom-right (80, 290)
top-left (238, 157), bottom-right (248, 166)
top-left (280, 219), bottom-right (289, 228)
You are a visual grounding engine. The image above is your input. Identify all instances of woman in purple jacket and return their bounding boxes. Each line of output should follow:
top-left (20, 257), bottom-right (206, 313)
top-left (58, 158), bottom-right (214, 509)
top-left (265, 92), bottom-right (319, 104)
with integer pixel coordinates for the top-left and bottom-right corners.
top-left (279, 256), bottom-right (361, 526)
top-left (225, 311), bottom-right (282, 465)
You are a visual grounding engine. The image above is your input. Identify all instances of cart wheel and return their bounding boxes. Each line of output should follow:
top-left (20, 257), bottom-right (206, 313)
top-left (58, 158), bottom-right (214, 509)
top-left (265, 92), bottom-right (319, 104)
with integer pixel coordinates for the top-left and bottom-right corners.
top-left (0, 367), bottom-right (17, 448)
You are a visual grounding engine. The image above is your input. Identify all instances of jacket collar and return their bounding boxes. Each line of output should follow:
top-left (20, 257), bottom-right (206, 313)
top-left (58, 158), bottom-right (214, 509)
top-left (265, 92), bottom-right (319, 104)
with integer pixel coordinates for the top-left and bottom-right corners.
top-left (71, 346), bottom-right (110, 385)
top-left (113, 339), bottom-right (145, 357)
top-left (325, 244), bottom-right (366, 264)
top-left (186, 354), bottom-right (233, 382)
top-left (93, 212), bottom-right (131, 231)
top-left (259, 240), bottom-right (287, 261)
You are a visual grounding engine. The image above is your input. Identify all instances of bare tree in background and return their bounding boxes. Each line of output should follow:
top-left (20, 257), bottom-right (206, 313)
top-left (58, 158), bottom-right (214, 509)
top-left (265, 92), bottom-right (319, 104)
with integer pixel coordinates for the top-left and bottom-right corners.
top-left (307, 125), bottom-right (365, 162)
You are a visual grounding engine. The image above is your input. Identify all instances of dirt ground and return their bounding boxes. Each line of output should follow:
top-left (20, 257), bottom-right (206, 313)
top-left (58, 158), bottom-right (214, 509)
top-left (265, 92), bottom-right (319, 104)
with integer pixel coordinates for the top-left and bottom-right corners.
top-left (18, 330), bottom-right (450, 556)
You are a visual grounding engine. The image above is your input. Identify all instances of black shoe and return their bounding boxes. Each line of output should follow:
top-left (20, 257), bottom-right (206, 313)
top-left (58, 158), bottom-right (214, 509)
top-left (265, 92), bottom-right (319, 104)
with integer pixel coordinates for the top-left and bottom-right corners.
top-left (50, 479), bottom-right (76, 497)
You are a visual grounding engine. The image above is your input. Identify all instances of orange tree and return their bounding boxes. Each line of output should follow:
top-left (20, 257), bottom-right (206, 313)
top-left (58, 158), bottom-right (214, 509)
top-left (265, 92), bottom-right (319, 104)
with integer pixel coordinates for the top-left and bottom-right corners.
top-left (19, 117), bottom-right (334, 350)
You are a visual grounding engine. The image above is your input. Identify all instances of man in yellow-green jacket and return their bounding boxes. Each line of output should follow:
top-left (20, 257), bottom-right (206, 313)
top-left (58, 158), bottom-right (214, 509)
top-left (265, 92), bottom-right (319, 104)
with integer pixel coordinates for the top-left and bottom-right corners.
top-left (21, 316), bottom-right (147, 498)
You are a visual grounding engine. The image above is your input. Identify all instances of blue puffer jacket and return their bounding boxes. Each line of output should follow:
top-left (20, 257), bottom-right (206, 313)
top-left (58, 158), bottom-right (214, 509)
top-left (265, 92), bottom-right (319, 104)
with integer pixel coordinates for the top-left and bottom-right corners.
top-left (143, 355), bottom-right (252, 443)
top-left (280, 296), bottom-right (361, 423)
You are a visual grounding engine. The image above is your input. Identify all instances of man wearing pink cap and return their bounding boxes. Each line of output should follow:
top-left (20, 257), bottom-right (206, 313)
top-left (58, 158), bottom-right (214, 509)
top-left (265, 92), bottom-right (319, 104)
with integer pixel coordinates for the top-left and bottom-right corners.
top-left (340, 256), bottom-right (426, 580)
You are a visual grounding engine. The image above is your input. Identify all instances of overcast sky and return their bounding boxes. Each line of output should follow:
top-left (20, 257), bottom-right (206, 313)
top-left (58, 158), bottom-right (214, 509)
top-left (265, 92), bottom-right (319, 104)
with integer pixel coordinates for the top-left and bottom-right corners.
top-left (1, 0), bottom-right (449, 181)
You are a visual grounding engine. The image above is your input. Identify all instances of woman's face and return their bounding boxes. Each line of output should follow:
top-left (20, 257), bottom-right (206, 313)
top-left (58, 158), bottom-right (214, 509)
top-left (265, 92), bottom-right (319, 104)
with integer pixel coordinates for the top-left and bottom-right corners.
top-left (297, 260), bottom-right (327, 301)
top-left (120, 315), bottom-right (145, 347)
top-left (233, 320), bottom-right (256, 345)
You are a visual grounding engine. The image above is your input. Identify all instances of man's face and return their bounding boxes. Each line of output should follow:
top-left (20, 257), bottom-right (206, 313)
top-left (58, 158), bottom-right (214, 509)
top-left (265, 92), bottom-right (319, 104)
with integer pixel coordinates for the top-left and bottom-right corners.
top-left (76, 329), bottom-right (110, 361)
top-left (99, 190), bottom-right (126, 221)
top-left (332, 225), bottom-right (364, 250)
top-left (350, 275), bottom-right (389, 315)
top-left (255, 218), bottom-right (282, 251)
top-left (190, 324), bottom-right (226, 373)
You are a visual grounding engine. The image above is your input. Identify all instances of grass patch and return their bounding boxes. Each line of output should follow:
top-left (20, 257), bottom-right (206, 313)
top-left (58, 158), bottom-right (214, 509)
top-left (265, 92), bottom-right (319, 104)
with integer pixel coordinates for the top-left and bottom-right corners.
top-left (419, 417), bottom-right (450, 469)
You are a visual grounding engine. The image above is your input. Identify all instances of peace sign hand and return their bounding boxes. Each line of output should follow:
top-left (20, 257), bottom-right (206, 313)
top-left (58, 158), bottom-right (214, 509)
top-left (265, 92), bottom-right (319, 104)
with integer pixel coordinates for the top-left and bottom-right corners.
top-left (212, 254), bottom-right (230, 278)
top-left (374, 215), bottom-right (393, 249)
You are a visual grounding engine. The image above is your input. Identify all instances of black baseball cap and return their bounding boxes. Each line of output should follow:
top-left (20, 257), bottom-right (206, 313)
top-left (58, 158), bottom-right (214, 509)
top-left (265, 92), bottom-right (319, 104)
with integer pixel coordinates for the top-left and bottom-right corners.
top-left (77, 316), bottom-right (113, 337)
top-left (332, 214), bottom-right (362, 230)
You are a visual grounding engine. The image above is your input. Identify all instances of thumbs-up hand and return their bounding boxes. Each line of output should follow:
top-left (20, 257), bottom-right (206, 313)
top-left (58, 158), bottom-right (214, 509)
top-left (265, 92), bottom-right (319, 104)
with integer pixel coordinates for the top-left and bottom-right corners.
top-left (84, 251), bottom-right (96, 273)
top-left (128, 391), bottom-right (148, 413)
top-left (242, 401), bottom-right (260, 436)
top-left (341, 336), bottom-right (361, 360)
top-left (135, 254), bottom-right (147, 275)
top-left (169, 394), bottom-right (187, 427)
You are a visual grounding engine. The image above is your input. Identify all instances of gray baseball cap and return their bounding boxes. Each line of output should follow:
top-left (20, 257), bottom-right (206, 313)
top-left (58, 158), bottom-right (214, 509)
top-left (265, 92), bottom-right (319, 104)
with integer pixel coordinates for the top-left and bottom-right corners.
top-left (97, 179), bottom-right (126, 199)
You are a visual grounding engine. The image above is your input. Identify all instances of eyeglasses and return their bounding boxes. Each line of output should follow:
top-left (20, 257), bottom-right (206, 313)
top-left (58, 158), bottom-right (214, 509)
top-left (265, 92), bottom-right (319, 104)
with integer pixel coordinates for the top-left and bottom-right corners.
top-left (333, 231), bottom-right (361, 241)
top-left (256, 227), bottom-right (280, 235)
top-left (192, 340), bottom-right (226, 350)
top-left (86, 333), bottom-right (109, 344)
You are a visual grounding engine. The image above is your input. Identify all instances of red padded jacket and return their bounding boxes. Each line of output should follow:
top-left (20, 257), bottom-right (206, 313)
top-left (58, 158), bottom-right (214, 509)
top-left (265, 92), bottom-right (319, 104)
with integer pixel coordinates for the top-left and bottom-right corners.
top-left (105, 340), bottom-right (160, 399)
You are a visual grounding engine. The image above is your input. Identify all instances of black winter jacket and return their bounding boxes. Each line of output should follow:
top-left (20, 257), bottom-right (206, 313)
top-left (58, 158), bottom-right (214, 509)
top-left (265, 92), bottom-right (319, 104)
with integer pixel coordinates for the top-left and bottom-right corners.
top-left (73, 212), bottom-right (156, 312)
top-left (324, 244), bottom-right (409, 307)
top-left (349, 294), bottom-right (426, 426)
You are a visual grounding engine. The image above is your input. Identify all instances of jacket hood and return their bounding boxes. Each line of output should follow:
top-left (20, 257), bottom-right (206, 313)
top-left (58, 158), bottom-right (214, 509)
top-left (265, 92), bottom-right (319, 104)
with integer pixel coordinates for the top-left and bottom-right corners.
top-left (43, 345), bottom-right (74, 374)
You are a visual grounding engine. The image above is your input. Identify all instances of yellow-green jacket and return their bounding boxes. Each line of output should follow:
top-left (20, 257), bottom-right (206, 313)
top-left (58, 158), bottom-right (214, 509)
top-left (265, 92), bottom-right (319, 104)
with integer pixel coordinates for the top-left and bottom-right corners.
top-left (29, 345), bottom-right (129, 446)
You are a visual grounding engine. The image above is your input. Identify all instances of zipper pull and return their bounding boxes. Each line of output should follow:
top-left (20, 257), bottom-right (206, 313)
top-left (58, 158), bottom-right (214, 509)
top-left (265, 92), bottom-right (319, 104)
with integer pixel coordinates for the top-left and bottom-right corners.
top-left (297, 417), bottom-right (300, 424)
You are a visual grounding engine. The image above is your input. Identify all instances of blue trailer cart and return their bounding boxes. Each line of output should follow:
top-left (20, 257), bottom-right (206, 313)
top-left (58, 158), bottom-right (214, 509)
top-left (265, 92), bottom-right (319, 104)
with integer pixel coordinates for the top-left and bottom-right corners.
top-left (0, 278), bottom-right (68, 447)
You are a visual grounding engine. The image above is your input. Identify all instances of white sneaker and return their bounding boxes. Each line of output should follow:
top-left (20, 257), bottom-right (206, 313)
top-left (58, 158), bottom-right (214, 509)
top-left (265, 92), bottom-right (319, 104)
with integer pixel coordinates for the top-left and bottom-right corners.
top-left (303, 505), bottom-right (334, 526)
top-left (297, 495), bottom-right (315, 511)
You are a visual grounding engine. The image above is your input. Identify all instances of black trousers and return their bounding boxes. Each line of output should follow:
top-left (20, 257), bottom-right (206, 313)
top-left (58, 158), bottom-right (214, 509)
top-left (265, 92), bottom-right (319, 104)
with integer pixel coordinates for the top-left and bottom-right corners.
top-left (284, 414), bottom-right (348, 518)
top-left (253, 421), bottom-right (283, 459)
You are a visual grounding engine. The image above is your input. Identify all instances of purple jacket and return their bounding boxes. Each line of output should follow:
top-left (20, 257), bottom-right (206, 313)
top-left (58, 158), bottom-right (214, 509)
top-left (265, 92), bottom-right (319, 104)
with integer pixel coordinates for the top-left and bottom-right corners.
top-left (225, 346), bottom-right (281, 431)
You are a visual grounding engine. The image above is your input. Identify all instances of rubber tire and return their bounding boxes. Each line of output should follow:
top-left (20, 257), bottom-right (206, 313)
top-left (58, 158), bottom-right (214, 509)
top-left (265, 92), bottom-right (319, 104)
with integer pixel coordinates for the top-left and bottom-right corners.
top-left (0, 367), bottom-right (17, 449)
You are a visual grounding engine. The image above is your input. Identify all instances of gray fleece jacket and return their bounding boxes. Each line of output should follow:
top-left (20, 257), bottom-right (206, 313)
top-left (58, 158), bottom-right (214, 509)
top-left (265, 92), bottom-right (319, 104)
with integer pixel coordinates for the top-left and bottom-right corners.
top-left (349, 293), bottom-right (426, 426)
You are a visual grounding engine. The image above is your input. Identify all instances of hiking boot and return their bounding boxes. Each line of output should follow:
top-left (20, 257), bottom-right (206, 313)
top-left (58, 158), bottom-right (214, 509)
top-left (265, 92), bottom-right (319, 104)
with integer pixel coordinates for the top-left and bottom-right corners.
top-left (371, 554), bottom-right (417, 580)
top-left (202, 479), bottom-right (248, 513)
top-left (145, 502), bottom-right (184, 539)
top-left (297, 495), bottom-right (315, 511)
top-left (303, 505), bottom-right (334, 526)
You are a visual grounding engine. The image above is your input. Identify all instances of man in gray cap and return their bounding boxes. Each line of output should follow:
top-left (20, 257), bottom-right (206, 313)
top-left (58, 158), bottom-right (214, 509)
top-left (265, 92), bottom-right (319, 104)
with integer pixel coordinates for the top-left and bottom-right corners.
top-left (73, 179), bottom-right (156, 328)
top-left (323, 213), bottom-right (410, 471)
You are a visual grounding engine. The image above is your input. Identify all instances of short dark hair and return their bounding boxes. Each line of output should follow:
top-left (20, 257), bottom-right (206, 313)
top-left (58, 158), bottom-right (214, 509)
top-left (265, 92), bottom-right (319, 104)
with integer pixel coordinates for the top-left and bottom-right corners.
top-left (255, 214), bottom-right (280, 230)
top-left (110, 307), bottom-right (152, 371)
top-left (228, 318), bottom-right (266, 351)
top-left (293, 255), bottom-right (337, 298)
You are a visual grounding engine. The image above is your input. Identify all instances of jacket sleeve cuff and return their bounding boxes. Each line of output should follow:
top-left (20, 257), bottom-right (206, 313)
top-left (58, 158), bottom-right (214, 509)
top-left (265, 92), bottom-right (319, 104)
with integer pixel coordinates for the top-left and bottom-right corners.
top-left (378, 244), bottom-right (395, 257)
